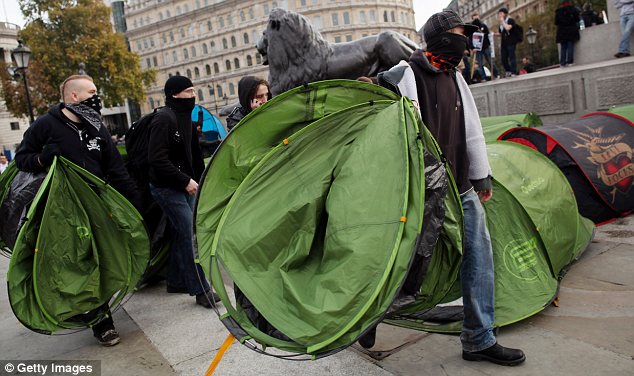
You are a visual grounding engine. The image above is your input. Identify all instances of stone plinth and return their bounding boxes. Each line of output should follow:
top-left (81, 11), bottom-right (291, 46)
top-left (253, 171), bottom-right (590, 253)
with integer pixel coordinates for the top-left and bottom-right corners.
top-left (469, 56), bottom-right (634, 124)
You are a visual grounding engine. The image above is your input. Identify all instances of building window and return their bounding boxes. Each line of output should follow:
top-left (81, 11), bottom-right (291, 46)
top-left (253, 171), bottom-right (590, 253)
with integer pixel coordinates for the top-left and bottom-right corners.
top-left (202, 43), bottom-right (208, 54)
top-left (229, 83), bottom-right (235, 95)
top-left (247, 55), bottom-right (253, 66)
top-left (159, 12), bottom-right (163, 20)
top-left (180, 28), bottom-right (185, 38)
top-left (211, 40), bottom-right (216, 50)
top-left (186, 69), bottom-right (192, 78)
top-left (219, 17), bottom-right (224, 27)
top-left (176, 6), bottom-right (181, 15)
top-left (153, 56), bottom-right (158, 66)
top-left (216, 85), bottom-right (223, 97)
top-left (359, 10), bottom-right (366, 24)
top-left (166, 10), bottom-right (171, 17)
top-left (196, 0), bottom-right (200, 8)
top-left (136, 41), bottom-right (142, 51)
top-left (214, 62), bottom-right (220, 73)
top-left (206, 64), bottom-right (211, 75)
top-left (169, 31), bottom-right (174, 42)
top-left (222, 38), bottom-right (228, 49)
top-left (198, 89), bottom-right (204, 101)
top-left (332, 13), bottom-right (339, 26)
top-left (192, 46), bottom-right (197, 57)
top-left (234, 58), bottom-right (240, 69)
top-left (256, 53), bottom-right (262, 64)
top-left (334, 36), bottom-right (341, 43)
top-left (183, 48), bottom-right (189, 59)
top-left (391, 11), bottom-right (395, 22)
top-left (300, 0), bottom-right (306, 6)
top-left (240, 10), bottom-right (245, 22)
top-left (343, 11), bottom-right (350, 24)
top-left (243, 33), bottom-right (249, 45)
top-left (172, 51), bottom-right (178, 62)
top-left (345, 34), bottom-right (352, 42)
top-left (231, 36), bottom-right (237, 47)
top-left (383, 11), bottom-right (388, 22)
top-left (207, 20), bottom-right (212, 31)
top-left (225, 60), bottom-right (231, 70)
top-left (227, 14), bottom-right (233, 25)
top-left (249, 7), bottom-right (254, 19)
top-left (168, 73), bottom-right (173, 78)
top-left (264, 4), bottom-right (269, 15)
top-left (10, 122), bottom-right (19, 130)
top-left (184, 4), bottom-right (189, 12)
top-left (313, 15), bottom-right (321, 29)
top-left (370, 10), bottom-right (376, 22)
top-left (162, 33), bottom-right (167, 43)
top-left (194, 67), bottom-right (200, 78)
top-left (176, 71), bottom-right (180, 76)
top-left (149, 97), bottom-right (155, 108)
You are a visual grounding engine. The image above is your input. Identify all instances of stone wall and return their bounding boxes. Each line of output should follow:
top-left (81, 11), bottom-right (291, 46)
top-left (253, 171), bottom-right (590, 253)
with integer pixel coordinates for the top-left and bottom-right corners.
top-left (469, 57), bottom-right (634, 124)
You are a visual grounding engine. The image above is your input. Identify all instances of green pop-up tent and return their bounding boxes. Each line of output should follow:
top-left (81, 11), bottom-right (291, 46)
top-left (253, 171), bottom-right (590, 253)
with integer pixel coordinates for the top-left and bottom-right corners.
top-left (2, 157), bottom-right (149, 334)
top-left (387, 141), bottom-right (594, 332)
top-left (195, 80), bottom-right (463, 357)
top-left (480, 113), bottom-right (542, 143)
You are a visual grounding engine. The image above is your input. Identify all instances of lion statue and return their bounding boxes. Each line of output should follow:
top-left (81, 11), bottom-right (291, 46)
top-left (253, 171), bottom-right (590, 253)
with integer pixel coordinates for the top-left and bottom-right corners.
top-left (256, 8), bottom-right (419, 95)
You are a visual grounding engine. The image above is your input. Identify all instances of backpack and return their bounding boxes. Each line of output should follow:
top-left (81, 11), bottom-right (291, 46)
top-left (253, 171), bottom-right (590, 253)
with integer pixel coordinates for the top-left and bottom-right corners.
top-left (124, 107), bottom-right (175, 208)
top-left (513, 22), bottom-right (524, 43)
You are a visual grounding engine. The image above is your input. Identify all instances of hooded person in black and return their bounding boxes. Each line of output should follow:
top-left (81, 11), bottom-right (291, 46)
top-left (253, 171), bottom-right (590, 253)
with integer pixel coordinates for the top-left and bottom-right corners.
top-left (226, 76), bottom-right (271, 130)
top-left (147, 75), bottom-right (220, 308)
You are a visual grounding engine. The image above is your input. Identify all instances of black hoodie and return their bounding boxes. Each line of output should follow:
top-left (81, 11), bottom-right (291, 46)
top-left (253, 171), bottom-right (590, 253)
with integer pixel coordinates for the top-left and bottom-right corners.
top-left (15, 103), bottom-right (139, 201)
top-left (226, 76), bottom-right (270, 130)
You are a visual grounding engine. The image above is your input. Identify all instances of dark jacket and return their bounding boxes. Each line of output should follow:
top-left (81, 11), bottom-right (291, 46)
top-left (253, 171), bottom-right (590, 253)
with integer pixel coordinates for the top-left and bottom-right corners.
top-left (556, 5), bottom-right (581, 43)
top-left (500, 17), bottom-right (521, 46)
top-left (471, 19), bottom-right (491, 50)
top-left (15, 103), bottom-right (138, 201)
top-left (226, 105), bottom-right (248, 130)
top-left (147, 106), bottom-right (205, 190)
top-left (581, 10), bottom-right (601, 27)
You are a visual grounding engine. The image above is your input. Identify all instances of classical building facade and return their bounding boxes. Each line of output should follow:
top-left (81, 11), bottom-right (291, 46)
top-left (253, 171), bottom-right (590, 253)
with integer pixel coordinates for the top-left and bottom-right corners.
top-left (0, 22), bottom-right (29, 159)
top-left (450, 0), bottom-right (548, 31)
top-left (124, 0), bottom-right (417, 115)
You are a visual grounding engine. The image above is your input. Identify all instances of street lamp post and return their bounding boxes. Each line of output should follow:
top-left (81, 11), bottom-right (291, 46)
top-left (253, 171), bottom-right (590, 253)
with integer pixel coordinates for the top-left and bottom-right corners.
top-left (526, 26), bottom-right (538, 67)
top-left (11, 41), bottom-right (35, 124)
top-left (208, 83), bottom-right (218, 115)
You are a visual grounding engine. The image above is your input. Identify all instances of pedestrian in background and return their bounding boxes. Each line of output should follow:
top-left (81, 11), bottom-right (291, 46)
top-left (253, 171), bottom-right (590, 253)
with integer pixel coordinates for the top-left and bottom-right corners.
top-left (498, 7), bottom-right (521, 77)
top-left (614, 0), bottom-right (634, 58)
top-left (556, 0), bottom-right (581, 67)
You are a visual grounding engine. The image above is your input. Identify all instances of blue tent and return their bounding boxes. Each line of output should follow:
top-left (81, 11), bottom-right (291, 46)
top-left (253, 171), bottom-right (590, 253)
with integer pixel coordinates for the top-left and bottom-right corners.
top-left (192, 105), bottom-right (227, 141)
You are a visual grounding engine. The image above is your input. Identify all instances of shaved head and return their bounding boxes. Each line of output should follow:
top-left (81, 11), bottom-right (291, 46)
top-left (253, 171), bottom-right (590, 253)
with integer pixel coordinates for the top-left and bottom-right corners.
top-left (60, 75), bottom-right (95, 103)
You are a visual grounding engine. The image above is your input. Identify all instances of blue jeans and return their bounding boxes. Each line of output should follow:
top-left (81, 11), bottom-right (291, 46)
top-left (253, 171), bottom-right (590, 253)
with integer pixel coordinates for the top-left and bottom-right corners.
top-left (559, 41), bottom-right (575, 65)
top-left (501, 43), bottom-right (517, 75)
top-left (460, 190), bottom-right (496, 352)
top-left (150, 184), bottom-right (209, 296)
top-left (619, 14), bottom-right (634, 54)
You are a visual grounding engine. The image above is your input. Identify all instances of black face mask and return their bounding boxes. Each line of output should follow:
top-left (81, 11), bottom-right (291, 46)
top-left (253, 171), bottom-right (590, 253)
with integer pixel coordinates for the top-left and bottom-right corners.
top-left (426, 32), bottom-right (469, 61)
top-left (166, 96), bottom-right (196, 113)
top-left (79, 94), bottom-right (103, 114)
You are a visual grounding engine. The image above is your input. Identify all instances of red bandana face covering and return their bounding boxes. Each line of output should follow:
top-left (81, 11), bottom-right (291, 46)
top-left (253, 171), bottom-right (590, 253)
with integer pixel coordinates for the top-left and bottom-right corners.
top-left (424, 51), bottom-right (462, 71)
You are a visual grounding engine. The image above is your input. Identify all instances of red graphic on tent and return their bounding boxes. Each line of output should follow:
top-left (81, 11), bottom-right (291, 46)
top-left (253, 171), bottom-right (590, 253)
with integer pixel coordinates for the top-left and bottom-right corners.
top-left (569, 127), bottom-right (634, 201)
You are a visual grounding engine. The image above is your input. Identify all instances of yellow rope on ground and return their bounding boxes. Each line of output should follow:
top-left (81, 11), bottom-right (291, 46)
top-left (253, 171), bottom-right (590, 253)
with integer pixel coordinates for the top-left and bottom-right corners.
top-left (205, 333), bottom-right (236, 376)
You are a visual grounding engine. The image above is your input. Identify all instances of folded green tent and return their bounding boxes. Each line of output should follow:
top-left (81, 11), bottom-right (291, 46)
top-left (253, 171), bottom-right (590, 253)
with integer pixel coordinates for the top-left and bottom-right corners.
top-left (195, 80), bottom-right (463, 357)
top-left (387, 141), bottom-right (594, 332)
top-left (3, 157), bottom-right (149, 334)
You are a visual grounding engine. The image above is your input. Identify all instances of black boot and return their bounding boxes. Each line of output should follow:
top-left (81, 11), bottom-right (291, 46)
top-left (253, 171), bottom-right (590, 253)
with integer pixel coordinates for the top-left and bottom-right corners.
top-left (358, 326), bottom-right (377, 349)
top-left (196, 290), bottom-right (221, 308)
top-left (462, 342), bottom-right (526, 366)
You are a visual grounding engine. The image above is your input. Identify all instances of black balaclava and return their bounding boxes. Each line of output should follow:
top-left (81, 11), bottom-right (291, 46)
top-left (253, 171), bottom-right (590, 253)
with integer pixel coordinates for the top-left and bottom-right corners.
top-left (426, 32), bottom-right (469, 66)
top-left (164, 75), bottom-right (196, 113)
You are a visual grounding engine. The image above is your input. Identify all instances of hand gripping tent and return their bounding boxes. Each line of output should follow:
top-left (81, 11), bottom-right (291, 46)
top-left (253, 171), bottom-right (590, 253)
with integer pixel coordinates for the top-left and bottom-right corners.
top-left (194, 80), bottom-right (463, 358)
top-left (387, 141), bottom-right (594, 333)
top-left (1, 157), bottom-right (149, 334)
top-left (499, 112), bottom-right (634, 224)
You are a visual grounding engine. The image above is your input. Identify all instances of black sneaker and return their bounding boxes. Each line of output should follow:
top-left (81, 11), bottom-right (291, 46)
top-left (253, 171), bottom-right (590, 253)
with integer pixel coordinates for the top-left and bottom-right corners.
top-left (615, 52), bottom-right (631, 58)
top-left (462, 342), bottom-right (526, 366)
top-left (196, 290), bottom-right (221, 308)
top-left (95, 329), bottom-right (121, 347)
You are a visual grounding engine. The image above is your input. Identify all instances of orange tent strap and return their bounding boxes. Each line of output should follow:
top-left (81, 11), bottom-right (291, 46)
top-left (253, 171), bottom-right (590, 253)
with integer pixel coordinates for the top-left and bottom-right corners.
top-left (205, 333), bottom-right (236, 376)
